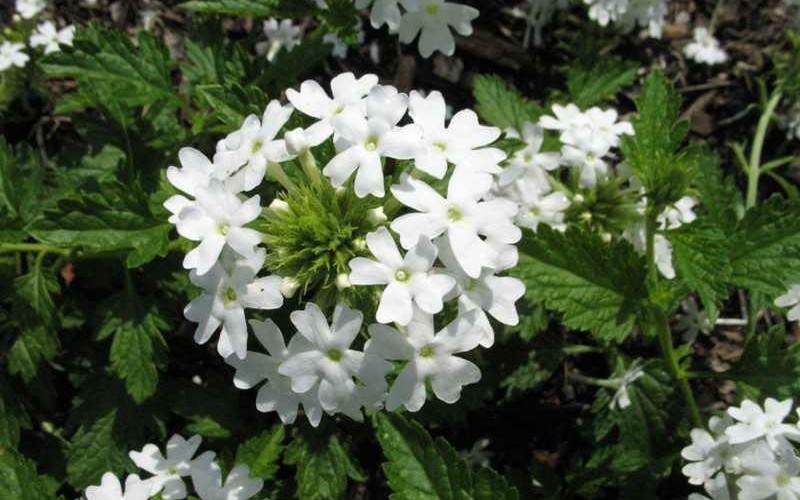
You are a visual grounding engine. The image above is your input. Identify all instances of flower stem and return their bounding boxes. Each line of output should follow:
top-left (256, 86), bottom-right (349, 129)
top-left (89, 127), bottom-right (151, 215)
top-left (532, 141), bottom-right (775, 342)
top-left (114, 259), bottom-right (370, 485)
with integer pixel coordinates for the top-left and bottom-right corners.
top-left (745, 91), bottom-right (782, 210)
top-left (267, 161), bottom-right (297, 191)
top-left (0, 242), bottom-right (71, 257)
top-left (566, 371), bottom-right (619, 389)
top-left (298, 150), bottom-right (323, 186)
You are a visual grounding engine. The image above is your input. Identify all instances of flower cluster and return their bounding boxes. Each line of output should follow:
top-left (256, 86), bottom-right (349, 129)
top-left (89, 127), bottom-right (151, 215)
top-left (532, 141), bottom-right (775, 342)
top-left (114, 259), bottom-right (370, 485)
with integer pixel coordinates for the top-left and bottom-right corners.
top-left (83, 434), bottom-right (263, 500)
top-left (583, 0), bottom-right (668, 38)
top-left (682, 398), bottom-right (800, 500)
top-left (684, 26), bottom-right (729, 66)
top-left (356, 0), bottom-right (479, 58)
top-left (165, 72), bottom-right (527, 427)
top-left (0, 1), bottom-right (75, 73)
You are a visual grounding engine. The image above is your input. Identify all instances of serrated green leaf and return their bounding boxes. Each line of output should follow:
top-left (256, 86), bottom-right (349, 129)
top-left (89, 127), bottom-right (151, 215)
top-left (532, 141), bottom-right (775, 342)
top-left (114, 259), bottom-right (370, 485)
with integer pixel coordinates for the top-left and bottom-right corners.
top-left (727, 324), bottom-right (800, 399)
top-left (621, 71), bottom-right (691, 210)
top-left (728, 195), bottom-right (800, 295)
top-left (515, 226), bottom-right (648, 343)
top-left (66, 410), bottom-right (136, 490)
top-left (374, 413), bottom-right (518, 500)
top-left (501, 331), bottom-right (564, 398)
top-left (0, 449), bottom-right (59, 500)
top-left (0, 374), bottom-right (30, 448)
top-left (196, 83), bottom-right (268, 129)
top-left (692, 148), bottom-right (740, 230)
top-left (7, 326), bottom-right (59, 383)
top-left (669, 220), bottom-right (731, 321)
top-left (566, 60), bottom-right (638, 108)
top-left (285, 425), bottom-right (365, 500)
top-left (179, 0), bottom-right (311, 16)
top-left (472, 74), bottom-right (545, 131)
top-left (235, 426), bottom-right (285, 482)
top-left (13, 269), bottom-right (59, 325)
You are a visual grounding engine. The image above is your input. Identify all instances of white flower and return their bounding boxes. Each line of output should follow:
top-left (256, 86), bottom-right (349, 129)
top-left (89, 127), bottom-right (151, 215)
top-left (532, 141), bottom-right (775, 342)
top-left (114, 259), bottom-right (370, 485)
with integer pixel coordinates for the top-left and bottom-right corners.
top-left (323, 25), bottom-right (364, 59)
top-left (685, 27), bottom-right (728, 66)
top-left (408, 90), bottom-right (505, 180)
top-left (726, 398), bottom-right (800, 450)
top-left (609, 362), bottom-right (645, 410)
top-left (675, 297), bottom-right (713, 343)
top-left (397, 0), bottom-right (479, 58)
top-left (737, 453), bottom-right (800, 500)
top-left (214, 100), bottom-right (294, 191)
top-left (173, 181), bottom-right (263, 275)
top-left (579, 107), bottom-right (634, 151)
top-left (278, 303), bottom-right (393, 420)
top-left (625, 225), bottom-right (676, 279)
top-left (323, 85), bottom-right (420, 198)
top-left (366, 308), bottom-right (483, 411)
top-left (0, 42), bottom-right (29, 72)
top-left (184, 249), bottom-right (284, 359)
top-left (257, 18), bottom-right (302, 62)
top-left (512, 185), bottom-right (570, 232)
top-left (659, 196), bottom-right (698, 230)
top-left (15, 0), bottom-right (45, 19)
top-left (498, 123), bottom-right (560, 190)
top-left (776, 284), bottom-right (800, 322)
top-left (225, 319), bottom-right (323, 426)
top-left (539, 103), bottom-right (587, 135)
top-left (287, 72), bottom-right (379, 143)
top-left (128, 434), bottom-right (202, 500)
top-left (584, 0), bottom-right (667, 38)
top-left (437, 240), bottom-right (525, 347)
top-left (85, 473), bottom-right (157, 500)
top-left (29, 21), bottom-right (75, 54)
top-left (682, 428), bottom-right (726, 485)
top-left (349, 227), bottom-right (456, 325)
top-left (560, 138), bottom-right (610, 187)
top-left (390, 173), bottom-right (520, 278)
top-left (190, 452), bottom-right (263, 500)
top-left (355, 0), bottom-right (402, 30)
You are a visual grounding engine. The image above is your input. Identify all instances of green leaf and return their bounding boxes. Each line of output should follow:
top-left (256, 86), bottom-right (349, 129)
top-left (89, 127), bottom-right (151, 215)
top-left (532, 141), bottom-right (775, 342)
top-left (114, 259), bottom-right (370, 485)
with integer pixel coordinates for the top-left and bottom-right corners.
top-left (13, 269), bottom-right (59, 325)
top-left (7, 326), bottom-right (59, 383)
top-left (0, 374), bottom-right (30, 448)
top-left (692, 148), bottom-right (740, 230)
top-left (515, 226), bottom-right (648, 343)
top-left (566, 60), bottom-right (638, 108)
top-left (727, 324), bottom-right (800, 399)
top-left (0, 449), bottom-right (59, 500)
top-left (41, 24), bottom-right (178, 109)
top-left (472, 74), bottom-right (545, 131)
top-left (66, 410), bottom-right (136, 490)
top-left (196, 83), bottom-right (268, 129)
top-left (285, 425), bottom-right (365, 500)
top-left (374, 413), bottom-right (518, 500)
top-left (728, 196), bottom-right (800, 295)
top-left (621, 71), bottom-right (691, 210)
top-left (235, 426), bottom-right (285, 482)
top-left (501, 331), bottom-right (564, 398)
top-left (179, 0), bottom-right (312, 16)
top-left (669, 220), bottom-right (732, 321)
top-left (101, 295), bottom-right (169, 403)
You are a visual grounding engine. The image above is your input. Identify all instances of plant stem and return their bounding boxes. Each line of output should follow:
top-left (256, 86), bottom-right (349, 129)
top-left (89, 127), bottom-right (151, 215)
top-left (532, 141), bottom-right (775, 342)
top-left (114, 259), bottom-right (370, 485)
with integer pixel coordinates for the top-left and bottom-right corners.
top-left (267, 161), bottom-right (297, 191)
top-left (566, 371), bottom-right (619, 389)
top-left (298, 150), bottom-right (323, 186)
top-left (562, 345), bottom-right (605, 355)
top-left (644, 211), bottom-right (704, 429)
top-left (0, 242), bottom-right (71, 257)
top-left (745, 91), bottom-right (782, 210)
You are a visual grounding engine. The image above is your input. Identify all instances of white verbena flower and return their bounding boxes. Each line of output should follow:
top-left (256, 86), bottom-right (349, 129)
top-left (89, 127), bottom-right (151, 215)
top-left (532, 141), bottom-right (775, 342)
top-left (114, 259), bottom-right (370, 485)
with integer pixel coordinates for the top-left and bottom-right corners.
top-left (511, 185), bottom-right (571, 232)
top-left (323, 23), bottom-right (365, 59)
top-left (737, 453), bottom-right (800, 500)
top-left (128, 434), bottom-right (202, 500)
top-left (659, 196), bottom-right (698, 230)
top-left (190, 452), bottom-right (263, 500)
top-left (397, 0), bottom-right (479, 58)
top-left (257, 18), bottom-right (302, 62)
top-left (390, 173), bottom-right (521, 278)
top-left (173, 181), bottom-right (263, 275)
top-left (85, 473), bottom-right (157, 500)
top-left (184, 249), bottom-right (284, 359)
top-left (775, 284), bottom-right (800, 322)
top-left (323, 85), bottom-right (420, 198)
top-left (609, 362), bottom-right (645, 410)
top-left (0, 42), bottom-right (29, 72)
top-left (225, 318), bottom-right (323, 427)
top-left (355, 0), bottom-right (402, 30)
top-left (408, 90), bottom-right (505, 181)
top-left (214, 100), bottom-right (294, 192)
top-left (498, 122), bottom-right (560, 191)
top-left (29, 21), bottom-right (75, 54)
top-left (366, 308), bottom-right (483, 411)
top-left (287, 72), bottom-right (379, 143)
top-left (684, 27), bottom-right (728, 66)
top-left (682, 428), bottom-right (727, 485)
top-left (278, 303), bottom-right (393, 421)
top-left (349, 227), bottom-right (456, 325)
top-left (15, 0), bottom-right (46, 19)
top-left (726, 398), bottom-right (800, 450)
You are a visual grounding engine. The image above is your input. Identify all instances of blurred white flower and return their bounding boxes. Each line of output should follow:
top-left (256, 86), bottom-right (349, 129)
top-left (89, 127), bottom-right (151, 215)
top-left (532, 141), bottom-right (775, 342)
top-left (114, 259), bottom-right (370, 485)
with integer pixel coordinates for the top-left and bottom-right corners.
top-left (684, 27), bottom-right (728, 66)
top-left (85, 473), bottom-right (158, 500)
top-left (0, 42), bottom-right (29, 72)
top-left (15, 0), bottom-right (45, 19)
top-left (29, 21), bottom-right (75, 54)
top-left (191, 452), bottom-right (263, 500)
top-left (397, 0), bottom-right (479, 58)
top-left (128, 435), bottom-right (202, 500)
top-left (776, 284), bottom-right (800, 322)
top-left (257, 18), bottom-right (302, 62)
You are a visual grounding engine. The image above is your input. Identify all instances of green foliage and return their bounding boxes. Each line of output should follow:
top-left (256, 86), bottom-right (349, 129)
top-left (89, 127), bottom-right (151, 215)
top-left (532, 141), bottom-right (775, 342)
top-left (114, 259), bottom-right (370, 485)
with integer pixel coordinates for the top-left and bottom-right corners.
top-left (565, 60), bottom-right (638, 108)
top-left (0, 375), bottom-right (30, 448)
top-left (622, 72), bottom-right (692, 211)
top-left (774, 30), bottom-right (800, 97)
top-left (565, 177), bottom-right (642, 235)
top-left (727, 195), bottom-right (800, 295)
top-left (515, 226), bottom-right (648, 343)
top-left (179, 0), bottom-right (313, 17)
top-left (501, 331), bottom-right (564, 398)
top-left (472, 75), bottom-right (546, 131)
top-left (236, 426), bottom-right (285, 482)
top-left (727, 324), bottom-right (800, 399)
top-left (284, 425), bottom-right (366, 500)
top-left (374, 413), bottom-right (518, 500)
top-left (0, 449), bottom-right (59, 500)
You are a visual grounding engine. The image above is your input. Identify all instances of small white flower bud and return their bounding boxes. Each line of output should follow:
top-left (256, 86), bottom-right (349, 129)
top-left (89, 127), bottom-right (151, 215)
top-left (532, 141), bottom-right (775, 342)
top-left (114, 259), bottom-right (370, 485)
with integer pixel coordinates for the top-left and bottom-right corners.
top-left (601, 232), bottom-right (612, 243)
top-left (353, 237), bottom-right (367, 251)
top-left (268, 199), bottom-right (290, 213)
top-left (367, 207), bottom-right (387, 225)
top-left (285, 128), bottom-right (309, 156)
top-left (191, 375), bottom-right (203, 385)
top-left (280, 277), bottom-right (301, 298)
top-left (336, 273), bottom-right (351, 290)
top-left (574, 194), bottom-right (585, 203)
